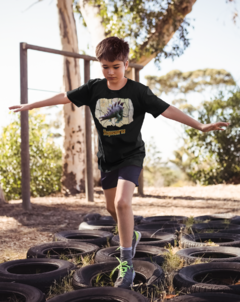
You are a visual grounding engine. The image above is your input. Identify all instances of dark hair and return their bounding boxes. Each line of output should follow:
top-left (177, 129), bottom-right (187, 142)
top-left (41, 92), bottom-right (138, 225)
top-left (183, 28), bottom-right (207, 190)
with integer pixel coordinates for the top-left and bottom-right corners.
top-left (95, 36), bottom-right (129, 64)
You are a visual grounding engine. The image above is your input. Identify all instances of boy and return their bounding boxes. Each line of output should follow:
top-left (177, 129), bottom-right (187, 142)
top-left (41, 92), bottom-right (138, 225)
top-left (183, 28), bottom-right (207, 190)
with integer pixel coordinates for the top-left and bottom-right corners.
top-left (9, 36), bottom-right (229, 288)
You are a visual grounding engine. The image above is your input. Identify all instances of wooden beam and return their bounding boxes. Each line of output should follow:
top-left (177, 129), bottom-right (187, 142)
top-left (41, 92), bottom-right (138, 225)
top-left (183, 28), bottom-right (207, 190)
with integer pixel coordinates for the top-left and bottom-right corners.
top-left (84, 60), bottom-right (94, 202)
top-left (24, 43), bottom-right (144, 69)
top-left (20, 43), bottom-right (31, 210)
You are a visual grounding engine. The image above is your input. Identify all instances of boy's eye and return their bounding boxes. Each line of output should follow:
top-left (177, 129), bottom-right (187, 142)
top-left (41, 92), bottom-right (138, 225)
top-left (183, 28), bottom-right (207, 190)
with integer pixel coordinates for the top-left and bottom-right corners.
top-left (103, 67), bottom-right (119, 69)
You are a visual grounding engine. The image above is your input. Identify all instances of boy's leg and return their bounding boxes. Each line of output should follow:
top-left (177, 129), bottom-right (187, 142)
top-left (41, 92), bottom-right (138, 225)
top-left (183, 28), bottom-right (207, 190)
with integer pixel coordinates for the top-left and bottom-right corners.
top-left (114, 179), bottom-right (136, 288)
top-left (103, 187), bottom-right (117, 222)
top-left (114, 179), bottom-right (135, 248)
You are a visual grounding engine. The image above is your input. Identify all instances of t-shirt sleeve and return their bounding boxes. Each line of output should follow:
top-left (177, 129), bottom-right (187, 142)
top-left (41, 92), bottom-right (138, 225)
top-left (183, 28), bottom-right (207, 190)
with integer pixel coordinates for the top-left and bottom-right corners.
top-left (66, 79), bottom-right (100, 107)
top-left (141, 86), bottom-right (170, 118)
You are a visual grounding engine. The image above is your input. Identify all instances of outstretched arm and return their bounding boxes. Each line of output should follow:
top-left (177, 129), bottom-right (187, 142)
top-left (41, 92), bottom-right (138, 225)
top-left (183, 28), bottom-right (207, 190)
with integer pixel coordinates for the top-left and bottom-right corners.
top-left (161, 105), bottom-right (230, 132)
top-left (9, 92), bottom-right (71, 112)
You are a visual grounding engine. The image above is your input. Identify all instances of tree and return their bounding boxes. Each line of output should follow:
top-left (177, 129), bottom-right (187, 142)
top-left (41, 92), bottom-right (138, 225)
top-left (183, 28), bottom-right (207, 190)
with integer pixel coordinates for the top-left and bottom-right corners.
top-left (185, 89), bottom-right (240, 185)
top-left (76, 0), bottom-right (197, 72)
top-left (145, 69), bottom-right (236, 96)
top-left (144, 68), bottom-right (237, 183)
top-left (76, 0), bottom-right (197, 193)
top-left (27, 0), bottom-right (237, 193)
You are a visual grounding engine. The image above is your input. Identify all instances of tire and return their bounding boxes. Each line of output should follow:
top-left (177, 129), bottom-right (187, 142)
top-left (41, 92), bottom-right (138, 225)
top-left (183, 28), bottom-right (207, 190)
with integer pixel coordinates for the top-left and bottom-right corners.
top-left (182, 233), bottom-right (240, 248)
top-left (0, 258), bottom-right (75, 293)
top-left (167, 292), bottom-right (240, 301)
top-left (192, 223), bottom-right (240, 233)
top-left (27, 242), bottom-right (99, 259)
top-left (53, 230), bottom-right (113, 247)
top-left (111, 231), bottom-right (175, 247)
top-left (83, 213), bottom-right (101, 222)
top-left (176, 246), bottom-right (240, 264)
top-left (79, 221), bottom-right (116, 232)
top-left (174, 262), bottom-right (240, 294)
top-left (95, 245), bottom-right (168, 265)
top-left (47, 287), bottom-right (148, 302)
top-left (194, 215), bottom-right (231, 223)
top-left (72, 260), bottom-right (164, 289)
top-left (0, 282), bottom-right (45, 302)
top-left (140, 216), bottom-right (188, 224)
top-left (100, 215), bottom-right (143, 224)
top-left (135, 223), bottom-right (184, 233)
top-left (231, 216), bottom-right (240, 225)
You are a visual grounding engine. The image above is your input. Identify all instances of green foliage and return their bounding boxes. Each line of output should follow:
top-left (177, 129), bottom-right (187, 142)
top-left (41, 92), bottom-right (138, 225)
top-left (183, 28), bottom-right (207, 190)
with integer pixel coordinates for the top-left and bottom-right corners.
top-left (73, 0), bottom-right (191, 67)
top-left (143, 137), bottom-right (180, 187)
top-left (185, 89), bottom-right (240, 185)
top-left (146, 68), bottom-right (238, 185)
top-left (0, 111), bottom-right (62, 200)
top-left (145, 69), bottom-right (235, 96)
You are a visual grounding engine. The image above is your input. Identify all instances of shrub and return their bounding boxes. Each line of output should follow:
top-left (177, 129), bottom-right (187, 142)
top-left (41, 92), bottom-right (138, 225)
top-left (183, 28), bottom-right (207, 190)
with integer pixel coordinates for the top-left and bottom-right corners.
top-left (0, 111), bottom-right (62, 200)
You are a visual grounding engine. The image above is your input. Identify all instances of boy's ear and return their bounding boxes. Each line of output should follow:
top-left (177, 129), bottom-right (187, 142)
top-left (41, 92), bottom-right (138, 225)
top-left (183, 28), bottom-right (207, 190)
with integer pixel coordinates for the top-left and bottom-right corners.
top-left (125, 60), bottom-right (129, 69)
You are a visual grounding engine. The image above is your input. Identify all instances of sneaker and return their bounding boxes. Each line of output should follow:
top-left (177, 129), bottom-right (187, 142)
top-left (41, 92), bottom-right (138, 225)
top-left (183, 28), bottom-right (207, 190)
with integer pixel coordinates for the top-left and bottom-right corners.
top-left (112, 257), bottom-right (136, 289)
top-left (132, 230), bottom-right (141, 258)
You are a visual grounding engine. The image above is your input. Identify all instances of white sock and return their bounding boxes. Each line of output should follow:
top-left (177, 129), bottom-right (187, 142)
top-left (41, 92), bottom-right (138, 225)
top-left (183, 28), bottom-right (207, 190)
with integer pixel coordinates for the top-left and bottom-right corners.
top-left (120, 246), bottom-right (132, 251)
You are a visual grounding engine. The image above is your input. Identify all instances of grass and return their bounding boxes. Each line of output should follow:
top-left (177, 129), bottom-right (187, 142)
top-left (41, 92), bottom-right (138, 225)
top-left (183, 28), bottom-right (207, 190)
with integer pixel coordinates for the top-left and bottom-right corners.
top-left (0, 249), bottom-right (26, 264)
top-left (113, 225), bottom-right (118, 235)
top-left (46, 253), bottom-right (95, 300)
top-left (3, 295), bottom-right (25, 302)
top-left (161, 246), bottom-right (184, 297)
top-left (47, 270), bottom-right (75, 300)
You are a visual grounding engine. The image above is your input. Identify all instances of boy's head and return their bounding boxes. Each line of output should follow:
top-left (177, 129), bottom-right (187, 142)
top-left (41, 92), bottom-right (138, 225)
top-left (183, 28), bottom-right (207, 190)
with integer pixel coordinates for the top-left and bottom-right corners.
top-left (96, 37), bottom-right (129, 81)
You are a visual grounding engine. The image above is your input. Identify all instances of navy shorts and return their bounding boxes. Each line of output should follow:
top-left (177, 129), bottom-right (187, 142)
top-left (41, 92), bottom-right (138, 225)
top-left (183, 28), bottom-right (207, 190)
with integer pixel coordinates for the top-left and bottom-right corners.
top-left (100, 165), bottom-right (142, 190)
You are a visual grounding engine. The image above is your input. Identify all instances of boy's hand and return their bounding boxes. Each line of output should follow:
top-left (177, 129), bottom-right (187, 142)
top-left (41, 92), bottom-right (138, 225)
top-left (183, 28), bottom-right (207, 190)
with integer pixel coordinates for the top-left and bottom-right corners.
top-left (9, 104), bottom-right (32, 112)
top-left (201, 122), bottom-right (230, 133)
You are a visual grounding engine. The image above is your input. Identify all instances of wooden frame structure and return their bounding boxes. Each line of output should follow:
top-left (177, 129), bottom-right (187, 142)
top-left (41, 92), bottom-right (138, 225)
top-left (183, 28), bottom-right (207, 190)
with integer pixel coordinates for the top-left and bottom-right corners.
top-left (20, 42), bottom-right (144, 210)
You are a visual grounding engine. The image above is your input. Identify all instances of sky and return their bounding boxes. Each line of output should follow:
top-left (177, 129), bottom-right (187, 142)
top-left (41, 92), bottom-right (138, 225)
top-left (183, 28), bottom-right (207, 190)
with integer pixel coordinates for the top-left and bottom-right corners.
top-left (0, 0), bottom-right (240, 162)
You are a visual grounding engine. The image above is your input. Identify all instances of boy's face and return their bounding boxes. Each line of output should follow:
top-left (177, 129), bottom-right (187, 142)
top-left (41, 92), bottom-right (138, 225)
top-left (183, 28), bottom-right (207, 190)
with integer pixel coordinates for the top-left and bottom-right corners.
top-left (100, 59), bottom-right (129, 82)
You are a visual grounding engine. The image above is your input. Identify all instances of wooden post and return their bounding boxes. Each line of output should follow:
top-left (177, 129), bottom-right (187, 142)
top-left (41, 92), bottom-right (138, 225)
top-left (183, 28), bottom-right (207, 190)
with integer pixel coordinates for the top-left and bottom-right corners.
top-left (84, 60), bottom-right (94, 202)
top-left (134, 68), bottom-right (144, 197)
top-left (20, 43), bottom-right (31, 210)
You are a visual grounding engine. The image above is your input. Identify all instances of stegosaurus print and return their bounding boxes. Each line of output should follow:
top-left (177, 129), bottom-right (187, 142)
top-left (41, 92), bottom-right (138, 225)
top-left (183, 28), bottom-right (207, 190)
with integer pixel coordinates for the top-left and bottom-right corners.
top-left (95, 98), bottom-right (134, 128)
top-left (99, 100), bottom-right (124, 123)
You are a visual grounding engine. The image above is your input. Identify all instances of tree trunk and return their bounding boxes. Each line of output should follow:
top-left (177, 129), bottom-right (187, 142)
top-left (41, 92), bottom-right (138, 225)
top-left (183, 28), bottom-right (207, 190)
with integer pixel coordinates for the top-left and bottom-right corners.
top-left (0, 184), bottom-right (6, 205)
top-left (57, 0), bottom-right (85, 194)
top-left (79, 0), bottom-right (106, 187)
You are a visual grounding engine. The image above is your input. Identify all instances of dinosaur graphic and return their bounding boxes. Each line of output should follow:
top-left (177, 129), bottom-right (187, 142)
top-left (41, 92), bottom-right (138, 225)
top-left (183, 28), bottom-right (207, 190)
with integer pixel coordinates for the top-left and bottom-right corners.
top-left (99, 100), bottom-right (124, 123)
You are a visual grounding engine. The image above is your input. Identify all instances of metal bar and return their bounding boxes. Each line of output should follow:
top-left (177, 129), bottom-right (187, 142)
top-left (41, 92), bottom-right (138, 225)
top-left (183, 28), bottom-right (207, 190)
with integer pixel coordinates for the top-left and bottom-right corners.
top-left (20, 43), bottom-right (31, 210)
top-left (134, 68), bottom-right (144, 197)
top-left (84, 60), bottom-right (94, 202)
top-left (23, 43), bottom-right (144, 69)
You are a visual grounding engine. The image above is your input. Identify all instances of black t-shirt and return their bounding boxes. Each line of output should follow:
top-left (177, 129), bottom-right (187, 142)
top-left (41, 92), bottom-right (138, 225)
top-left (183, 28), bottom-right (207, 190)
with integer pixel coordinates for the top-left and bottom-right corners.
top-left (67, 77), bottom-right (170, 172)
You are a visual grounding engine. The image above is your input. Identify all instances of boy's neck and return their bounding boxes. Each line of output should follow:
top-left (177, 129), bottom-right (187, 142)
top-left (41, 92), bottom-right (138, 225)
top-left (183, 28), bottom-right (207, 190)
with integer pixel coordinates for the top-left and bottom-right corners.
top-left (106, 77), bottom-right (128, 91)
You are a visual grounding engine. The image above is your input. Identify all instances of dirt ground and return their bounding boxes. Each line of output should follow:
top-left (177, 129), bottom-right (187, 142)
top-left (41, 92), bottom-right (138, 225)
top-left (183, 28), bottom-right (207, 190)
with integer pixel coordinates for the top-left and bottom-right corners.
top-left (1, 184), bottom-right (240, 263)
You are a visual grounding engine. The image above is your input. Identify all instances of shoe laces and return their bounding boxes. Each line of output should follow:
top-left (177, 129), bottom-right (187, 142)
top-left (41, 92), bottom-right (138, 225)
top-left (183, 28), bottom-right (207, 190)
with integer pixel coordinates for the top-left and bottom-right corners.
top-left (111, 257), bottom-right (131, 278)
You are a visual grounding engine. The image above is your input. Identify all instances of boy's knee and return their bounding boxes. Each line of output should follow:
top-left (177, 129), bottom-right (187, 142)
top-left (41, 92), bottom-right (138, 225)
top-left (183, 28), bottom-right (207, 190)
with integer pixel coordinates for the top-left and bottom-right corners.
top-left (115, 197), bottom-right (130, 211)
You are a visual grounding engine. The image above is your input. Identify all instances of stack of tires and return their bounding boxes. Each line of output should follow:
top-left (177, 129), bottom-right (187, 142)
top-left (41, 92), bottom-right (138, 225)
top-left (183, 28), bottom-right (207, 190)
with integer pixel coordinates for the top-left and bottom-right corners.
top-left (2, 213), bottom-right (240, 301)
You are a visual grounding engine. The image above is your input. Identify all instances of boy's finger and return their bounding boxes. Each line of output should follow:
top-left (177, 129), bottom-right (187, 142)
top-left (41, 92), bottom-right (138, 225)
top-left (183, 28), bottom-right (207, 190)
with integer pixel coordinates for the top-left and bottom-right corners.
top-left (9, 106), bottom-right (21, 109)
